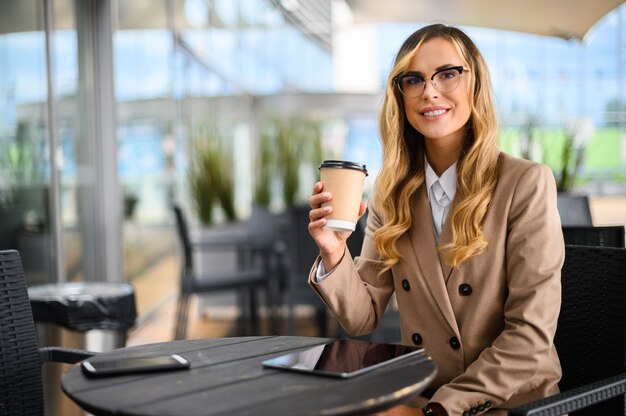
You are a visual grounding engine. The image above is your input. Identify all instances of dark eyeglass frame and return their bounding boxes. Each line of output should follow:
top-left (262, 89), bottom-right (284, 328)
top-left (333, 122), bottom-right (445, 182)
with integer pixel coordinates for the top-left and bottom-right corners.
top-left (393, 66), bottom-right (468, 96)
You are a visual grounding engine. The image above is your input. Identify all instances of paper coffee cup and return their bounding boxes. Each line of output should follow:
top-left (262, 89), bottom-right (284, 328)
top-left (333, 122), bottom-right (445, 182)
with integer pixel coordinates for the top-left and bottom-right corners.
top-left (319, 160), bottom-right (368, 231)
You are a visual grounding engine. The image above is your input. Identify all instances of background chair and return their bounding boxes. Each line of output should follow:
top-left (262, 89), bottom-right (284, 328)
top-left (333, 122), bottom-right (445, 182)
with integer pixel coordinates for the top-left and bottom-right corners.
top-left (171, 204), bottom-right (271, 340)
top-left (346, 208), bottom-right (367, 258)
top-left (283, 204), bottom-right (367, 336)
top-left (556, 194), bottom-right (593, 226)
top-left (241, 204), bottom-right (290, 334)
top-left (283, 204), bottom-right (330, 336)
top-left (0, 249), bottom-right (94, 416)
top-left (562, 225), bottom-right (625, 248)
top-left (509, 245), bottom-right (626, 415)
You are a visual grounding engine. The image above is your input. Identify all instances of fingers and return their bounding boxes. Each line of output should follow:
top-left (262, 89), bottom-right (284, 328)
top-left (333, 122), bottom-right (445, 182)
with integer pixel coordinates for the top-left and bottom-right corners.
top-left (308, 182), bottom-right (332, 209)
top-left (308, 182), bottom-right (333, 232)
top-left (308, 213), bottom-right (327, 234)
top-left (309, 204), bottom-right (331, 226)
top-left (312, 181), bottom-right (323, 195)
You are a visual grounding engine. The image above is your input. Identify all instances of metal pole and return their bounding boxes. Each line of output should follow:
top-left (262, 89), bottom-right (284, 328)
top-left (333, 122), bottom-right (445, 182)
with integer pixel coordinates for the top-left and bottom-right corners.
top-left (43, 0), bottom-right (66, 283)
top-left (617, 7), bottom-right (626, 167)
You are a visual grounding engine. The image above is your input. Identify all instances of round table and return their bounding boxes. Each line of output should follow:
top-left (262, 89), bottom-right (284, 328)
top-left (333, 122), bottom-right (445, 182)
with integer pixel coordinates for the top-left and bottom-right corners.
top-left (62, 336), bottom-right (437, 416)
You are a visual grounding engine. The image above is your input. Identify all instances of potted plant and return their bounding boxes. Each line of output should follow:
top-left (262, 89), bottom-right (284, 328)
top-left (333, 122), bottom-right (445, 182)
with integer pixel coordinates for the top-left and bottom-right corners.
top-left (0, 121), bottom-right (49, 248)
top-left (543, 119), bottom-right (591, 193)
top-left (254, 129), bottom-right (275, 209)
top-left (188, 127), bottom-right (236, 225)
top-left (519, 116), bottom-right (591, 193)
top-left (256, 117), bottom-right (322, 209)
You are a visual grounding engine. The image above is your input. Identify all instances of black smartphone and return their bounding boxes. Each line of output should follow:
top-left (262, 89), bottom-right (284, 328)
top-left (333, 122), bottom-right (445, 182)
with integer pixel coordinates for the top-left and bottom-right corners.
top-left (81, 354), bottom-right (190, 377)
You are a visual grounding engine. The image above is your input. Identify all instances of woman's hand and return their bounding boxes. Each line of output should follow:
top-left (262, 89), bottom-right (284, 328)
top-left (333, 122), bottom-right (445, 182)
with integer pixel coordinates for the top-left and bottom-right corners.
top-left (308, 181), bottom-right (366, 271)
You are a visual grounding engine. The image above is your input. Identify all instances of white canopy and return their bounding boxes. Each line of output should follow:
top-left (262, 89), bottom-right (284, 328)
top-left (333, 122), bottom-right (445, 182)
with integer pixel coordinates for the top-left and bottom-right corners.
top-left (344, 0), bottom-right (625, 41)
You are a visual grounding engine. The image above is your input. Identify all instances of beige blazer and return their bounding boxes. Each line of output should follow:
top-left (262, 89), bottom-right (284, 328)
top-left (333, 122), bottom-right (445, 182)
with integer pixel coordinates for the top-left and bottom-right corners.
top-left (309, 152), bottom-right (564, 415)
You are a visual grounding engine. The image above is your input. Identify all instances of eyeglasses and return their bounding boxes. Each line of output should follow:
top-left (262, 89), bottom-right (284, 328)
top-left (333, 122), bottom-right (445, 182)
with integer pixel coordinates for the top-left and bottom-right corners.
top-left (393, 66), bottom-right (468, 98)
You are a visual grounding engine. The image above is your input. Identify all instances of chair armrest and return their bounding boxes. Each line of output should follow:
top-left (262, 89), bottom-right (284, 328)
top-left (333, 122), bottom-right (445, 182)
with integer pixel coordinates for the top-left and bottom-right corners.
top-left (193, 236), bottom-right (248, 249)
top-left (39, 346), bottom-right (96, 365)
top-left (194, 235), bottom-right (285, 258)
top-left (508, 373), bottom-right (626, 416)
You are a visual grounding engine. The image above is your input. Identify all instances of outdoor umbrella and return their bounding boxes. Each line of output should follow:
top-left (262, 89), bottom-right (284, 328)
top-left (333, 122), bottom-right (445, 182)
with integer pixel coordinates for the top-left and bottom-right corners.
top-left (344, 0), bottom-right (625, 41)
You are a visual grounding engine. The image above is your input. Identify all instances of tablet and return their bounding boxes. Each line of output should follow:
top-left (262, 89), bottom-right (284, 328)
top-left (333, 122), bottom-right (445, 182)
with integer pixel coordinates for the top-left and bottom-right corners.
top-left (262, 339), bottom-right (424, 378)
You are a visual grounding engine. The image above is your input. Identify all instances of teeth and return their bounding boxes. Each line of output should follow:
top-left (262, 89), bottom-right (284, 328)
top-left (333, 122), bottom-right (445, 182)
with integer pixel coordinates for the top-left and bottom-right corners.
top-left (423, 109), bottom-right (446, 116)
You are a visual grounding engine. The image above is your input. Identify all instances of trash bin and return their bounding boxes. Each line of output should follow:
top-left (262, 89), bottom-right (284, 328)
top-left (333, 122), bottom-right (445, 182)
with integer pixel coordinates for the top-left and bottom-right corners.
top-left (28, 282), bottom-right (137, 416)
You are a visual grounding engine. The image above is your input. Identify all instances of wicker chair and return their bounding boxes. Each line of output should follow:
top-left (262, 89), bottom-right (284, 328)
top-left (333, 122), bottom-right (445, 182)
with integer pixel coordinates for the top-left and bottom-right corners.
top-left (509, 245), bottom-right (626, 415)
top-left (0, 250), bottom-right (94, 416)
top-left (562, 225), bottom-right (625, 248)
top-left (556, 194), bottom-right (593, 226)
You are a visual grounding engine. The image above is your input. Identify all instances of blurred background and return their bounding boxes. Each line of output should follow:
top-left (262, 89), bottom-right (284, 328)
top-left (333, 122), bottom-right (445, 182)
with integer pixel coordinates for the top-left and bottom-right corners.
top-left (1, 0), bottom-right (625, 344)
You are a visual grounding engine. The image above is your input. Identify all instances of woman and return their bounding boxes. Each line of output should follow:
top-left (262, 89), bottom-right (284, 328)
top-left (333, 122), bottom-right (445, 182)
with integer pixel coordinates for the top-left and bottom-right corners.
top-left (307, 24), bottom-right (564, 416)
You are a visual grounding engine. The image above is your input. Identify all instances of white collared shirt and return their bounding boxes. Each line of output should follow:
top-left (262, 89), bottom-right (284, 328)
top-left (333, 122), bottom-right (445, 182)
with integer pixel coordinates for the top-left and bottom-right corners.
top-left (316, 159), bottom-right (457, 281)
top-left (425, 159), bottom-right (457, 241)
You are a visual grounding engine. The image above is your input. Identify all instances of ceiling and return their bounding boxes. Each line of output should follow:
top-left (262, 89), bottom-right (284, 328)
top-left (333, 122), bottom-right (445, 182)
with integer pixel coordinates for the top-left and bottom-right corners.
top-left (344, 0), bottom-right (625, 41)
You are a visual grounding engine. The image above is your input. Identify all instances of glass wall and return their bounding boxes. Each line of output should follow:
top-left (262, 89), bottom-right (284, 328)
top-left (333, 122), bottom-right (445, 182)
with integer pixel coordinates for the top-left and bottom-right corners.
top-left (109, 0), bottom-right (337, 315)
top-left (0, 0), bottom-right (80, 284)
top-left (0, 1), bottom-right (48, 285)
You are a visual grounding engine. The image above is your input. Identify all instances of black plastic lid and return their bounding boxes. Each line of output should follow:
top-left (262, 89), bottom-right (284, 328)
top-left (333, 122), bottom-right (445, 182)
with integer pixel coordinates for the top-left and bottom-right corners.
top-left (319, 160), bottom-right (368, 176)
top-left (28, 282), bottom-right (137, 332)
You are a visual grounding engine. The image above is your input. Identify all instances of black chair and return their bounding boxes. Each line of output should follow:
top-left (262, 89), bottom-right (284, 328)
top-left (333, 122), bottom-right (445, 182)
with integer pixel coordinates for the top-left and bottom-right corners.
top-left (282, 204), bottom-right (328, 336)
top-left (242, 204), bottom-right (290, 334)
top-left (171, 205), bottom-right (271, 340)
top-left (562, 225), bottom-right (625, 248)
top-left (283, 205), bottom-right (367, 336)
top-left (0, 249), bottom-right (94, 416)
top-left (509, 245), bottom-right (626, 415)
top-left (346, 208), bottom-right (367, 258)
top-left (556, 194), bottom-right (593, 226)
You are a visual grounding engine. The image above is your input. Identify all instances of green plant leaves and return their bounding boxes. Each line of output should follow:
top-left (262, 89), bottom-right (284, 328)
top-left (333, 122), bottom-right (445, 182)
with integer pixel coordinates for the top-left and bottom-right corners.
top-left (189, 128), bottom-right (235, 225)
top-left (255, 117), bottom-right (322, 208)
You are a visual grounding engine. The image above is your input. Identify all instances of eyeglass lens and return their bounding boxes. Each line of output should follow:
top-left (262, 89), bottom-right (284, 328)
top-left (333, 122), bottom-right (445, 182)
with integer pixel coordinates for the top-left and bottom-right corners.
top-left (397, 67), bottom-right (464, 97)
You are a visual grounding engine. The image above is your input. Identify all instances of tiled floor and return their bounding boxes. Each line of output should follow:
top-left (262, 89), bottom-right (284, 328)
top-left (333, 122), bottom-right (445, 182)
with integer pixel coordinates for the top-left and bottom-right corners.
top-left (125, 252), bottom-right (234, 347)
top-left (125, 249), bottom-right (322, 346)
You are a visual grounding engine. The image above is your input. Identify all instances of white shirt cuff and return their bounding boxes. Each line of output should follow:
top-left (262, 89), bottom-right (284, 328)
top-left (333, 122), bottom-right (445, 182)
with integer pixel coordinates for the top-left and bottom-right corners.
top-left (315, 261), bottom-right (332, 283)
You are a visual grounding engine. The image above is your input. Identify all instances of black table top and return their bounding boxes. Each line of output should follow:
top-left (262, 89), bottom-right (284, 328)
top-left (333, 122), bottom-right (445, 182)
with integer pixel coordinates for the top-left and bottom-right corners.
top-left (62, 336), bottom-right (436, 416)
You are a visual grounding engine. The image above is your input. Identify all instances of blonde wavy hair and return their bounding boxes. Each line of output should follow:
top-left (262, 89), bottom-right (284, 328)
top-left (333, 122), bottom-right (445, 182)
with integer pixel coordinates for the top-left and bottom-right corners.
top-left (375, 24), bottom-right (499, 272)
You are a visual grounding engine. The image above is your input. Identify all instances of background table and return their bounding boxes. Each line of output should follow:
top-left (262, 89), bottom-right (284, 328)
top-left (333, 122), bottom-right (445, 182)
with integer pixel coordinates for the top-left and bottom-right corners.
top-left (62, 336), bottom-right (436, 416)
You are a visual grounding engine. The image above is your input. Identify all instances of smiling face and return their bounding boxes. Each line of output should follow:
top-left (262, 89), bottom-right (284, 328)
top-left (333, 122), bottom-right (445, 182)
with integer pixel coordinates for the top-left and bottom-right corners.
top-left (402, 37), bottom-right (472, 153)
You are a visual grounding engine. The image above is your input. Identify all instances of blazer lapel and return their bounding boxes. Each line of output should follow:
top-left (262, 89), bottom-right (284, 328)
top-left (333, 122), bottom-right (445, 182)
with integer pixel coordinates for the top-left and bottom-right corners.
top-left (408, 187), bottom-right (458, 334)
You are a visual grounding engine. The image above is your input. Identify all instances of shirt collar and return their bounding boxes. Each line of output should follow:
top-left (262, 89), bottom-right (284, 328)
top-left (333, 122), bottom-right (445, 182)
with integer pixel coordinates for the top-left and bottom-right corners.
top-left (425, 158), bottom-right (457, 201)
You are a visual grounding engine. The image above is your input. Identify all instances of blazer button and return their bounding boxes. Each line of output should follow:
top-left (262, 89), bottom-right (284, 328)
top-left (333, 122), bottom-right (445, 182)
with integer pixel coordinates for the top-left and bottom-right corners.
top-left (401, 279), bottom-right (411, 291)
top-left (458, 283), bottom-right (472, 296)
top-left (449, 336), bottom-right (461, 349)
top-left (411, 333), bottom-right (422, 345)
